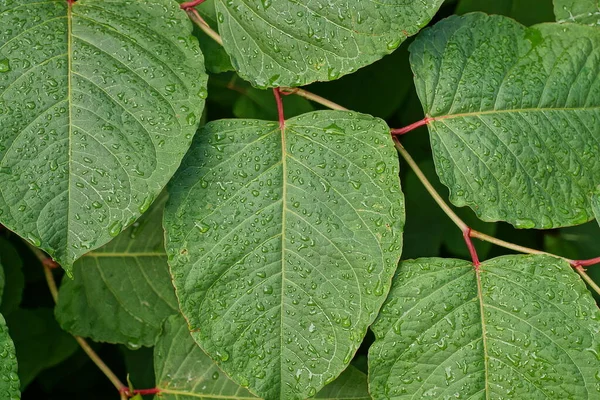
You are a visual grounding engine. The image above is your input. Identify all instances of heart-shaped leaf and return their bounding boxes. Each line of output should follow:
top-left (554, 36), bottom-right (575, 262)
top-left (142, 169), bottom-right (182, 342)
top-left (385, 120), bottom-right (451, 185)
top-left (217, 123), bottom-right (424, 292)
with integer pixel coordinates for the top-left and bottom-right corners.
top-left (164, 111), bottom-right (404, 399)
top-left (554, 0), bottom-right (600, 25)
top-left (213, 0), bottom-right (444, 88)
top-left (55, 192), bottom-right (177, 348)
top-left (369, 255), bottom-right (600, 399)
top-left (0, 0), bottom-right (207, 270)
top-left (410, 13), bottom-right (600, 229)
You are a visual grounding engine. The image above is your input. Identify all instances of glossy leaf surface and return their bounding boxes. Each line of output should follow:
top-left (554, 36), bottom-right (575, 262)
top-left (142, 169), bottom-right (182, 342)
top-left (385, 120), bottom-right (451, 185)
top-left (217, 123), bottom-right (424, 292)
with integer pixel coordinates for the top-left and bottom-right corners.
top-left (411, 13), bottom-right (600, 228)
top-left (369, 255), bottom-right (600, 399)
top-left (214, 0), bottom-right (444, 88)
top-left (55, 193), bottom-right (177, 348)
top-left (0, 0), bottom-right (207, 270)
top-left (0, 313), bottom-right (19, 399)
top-left (164, 111), bottom-right (404, 399)
top-left (554, 0), bottom-right (600, 25)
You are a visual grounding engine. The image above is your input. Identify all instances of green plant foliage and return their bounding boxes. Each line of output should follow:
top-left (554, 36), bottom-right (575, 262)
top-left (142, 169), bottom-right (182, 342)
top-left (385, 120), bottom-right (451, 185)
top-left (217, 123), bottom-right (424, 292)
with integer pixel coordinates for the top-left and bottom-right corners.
top-left (411, 13), bottom-right (600, 229)
top-left (0, 313), bottom-right (19, 400)
top-left (0, 0), bottom-right (207, 270)
top-left (213, 0), bottom-right (445, 88)
top-left (55, 192), bottom-right (177, 348)
top-left (6, 308), bottom-right (77, 390)
top-left (369, 255), bottom-right (600, 399)
top-left (592, 191), bottom-right (600, 226)
top-left (554, 0), bottom-right (600, 25)
top-left (164, 111), bottom-right (404, 399)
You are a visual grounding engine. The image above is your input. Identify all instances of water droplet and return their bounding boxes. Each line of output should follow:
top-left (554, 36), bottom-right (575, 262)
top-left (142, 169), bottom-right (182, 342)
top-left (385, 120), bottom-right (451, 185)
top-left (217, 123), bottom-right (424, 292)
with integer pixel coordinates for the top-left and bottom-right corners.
top-left (0, 58), bottom-right (10, 73)
top-left (108, 221), bottom-right (123, 237)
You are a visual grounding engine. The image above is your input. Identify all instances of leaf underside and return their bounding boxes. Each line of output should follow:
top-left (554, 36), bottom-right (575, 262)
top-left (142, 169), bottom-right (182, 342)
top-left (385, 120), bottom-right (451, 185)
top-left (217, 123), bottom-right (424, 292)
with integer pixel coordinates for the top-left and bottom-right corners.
top-left (369, 255), bottom-right (600, 400)
top-left (410, 13), bottom-right (600, 229)
top-left (0, 0), bottom-right (207, 270)
top-left (554, 0), bottom-right (600, 25)
top-left (214, 0), bottom-right (444, 88)
top-left (164, 111), bottom-right (404, 400)
top-left (55, 192), bottom-right (178, 348)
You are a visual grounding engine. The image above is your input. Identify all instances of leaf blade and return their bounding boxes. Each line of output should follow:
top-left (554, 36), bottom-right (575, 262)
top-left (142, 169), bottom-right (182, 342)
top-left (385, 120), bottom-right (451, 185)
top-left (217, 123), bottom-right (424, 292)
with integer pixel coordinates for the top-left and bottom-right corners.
top-left (554, 0), bottom-right (600, 25)
top-left (0, 313), bottom-right (19, 399)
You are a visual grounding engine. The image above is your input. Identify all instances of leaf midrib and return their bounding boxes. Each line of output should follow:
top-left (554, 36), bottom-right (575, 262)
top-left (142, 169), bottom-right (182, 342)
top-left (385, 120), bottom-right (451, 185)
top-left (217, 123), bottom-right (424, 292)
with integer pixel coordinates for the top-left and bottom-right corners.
top-left (429, 105), bottom-right (600, 122)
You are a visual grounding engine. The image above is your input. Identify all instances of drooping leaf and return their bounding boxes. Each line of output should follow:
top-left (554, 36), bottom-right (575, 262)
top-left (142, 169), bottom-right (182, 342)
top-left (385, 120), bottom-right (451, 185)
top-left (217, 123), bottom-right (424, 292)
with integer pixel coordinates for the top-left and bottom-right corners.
top-left (0, 238), bottom-right (24, 316)
top-left (554, 0), bottom-right (600, 25)
top-left (369, 255), bottom-right (600, 399)
top-left (55, 192), bottom-right (178, 348)
top-left (0, 0), bottom-right (207, 270)
top-left (213, 0), bottom-right (444, 88)
top-left (0, 313), bottom-right (19, 399)
top-left (6, 308), bottom-right (77, 390)
top-left (410, 13), bottom-right (600, 229)
top-left (314, 365), bottom-right (370, 400)
top-left (164, 111), bottom-right (405, 400)
top-left (456, 0), bottom-right (554, 26)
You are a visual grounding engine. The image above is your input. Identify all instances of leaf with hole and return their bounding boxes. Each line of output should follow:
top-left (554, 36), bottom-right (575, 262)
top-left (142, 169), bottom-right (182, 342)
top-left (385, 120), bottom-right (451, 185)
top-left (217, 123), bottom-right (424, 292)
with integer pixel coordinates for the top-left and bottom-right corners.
top-left (213, 0), bottom-right (444, 88)
top-left (55, 192), bottom-right (178, 348)
top-left (164, 111), bottom-right (404, 399)
top-left (554, 0), bottom-right (600, 25)
top-left (369, 255), bottom-right (600, 399)
top-left (0, 0), bottom-right (207, 270)
top-left (411, 13), bottom-right (600, 229)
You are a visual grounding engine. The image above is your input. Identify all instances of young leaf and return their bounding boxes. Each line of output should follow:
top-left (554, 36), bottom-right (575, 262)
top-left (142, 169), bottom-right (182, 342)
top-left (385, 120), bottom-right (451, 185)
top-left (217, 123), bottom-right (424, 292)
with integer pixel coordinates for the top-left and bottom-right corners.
top-left (369, 255), bottom-right (600, 399)
top-left (213, 0), bottom-right (444, 88)
top-left (0, 0), bottom-right (207, 270)
top-left (410, 13), bottom-right (600, 229)
top-left (6, 308), bottom-right (77, 390)
top-left (0, 313), bottom-right (19, 399)
top-left (0, 238), bottom-right (24, 316)
top-left (55, 192), bottom-right (178, 348)
top-left (554, 0), bottom-right (600, 25)
top-left (164, 111), bottom-right (405, 400)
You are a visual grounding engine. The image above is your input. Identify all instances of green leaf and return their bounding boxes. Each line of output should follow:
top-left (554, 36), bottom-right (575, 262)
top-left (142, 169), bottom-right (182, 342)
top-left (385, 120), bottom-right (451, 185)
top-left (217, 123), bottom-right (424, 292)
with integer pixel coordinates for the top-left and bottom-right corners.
top-left (0, 0), bottom-right (207, 270)
top-left (314, 365), bottom-right (370, 400)
top-left (164, 111), bottom-right (405, 400)
top-left (214, 0), bottom-right (444, 88)
top-left (55, 192), bottom-right (178, 348)
top-left (369, 255), bottom-right (600, 399)
top-left (155, 314), bottom-right (257, 399)
top-left (456, 0), bottom-right (555, 26)
top-left (6, 308), bottom-right (77, 390)
top-left (592, 190), bottom-right (600, 227)
top-left (410, 13), bottom-right (600, 229)
top-left (554, 0), bottom-right (600, 25)
top-left (0, 313), bottom-right (19, 399)
top-left (0, 238), bottom-right (24, 316)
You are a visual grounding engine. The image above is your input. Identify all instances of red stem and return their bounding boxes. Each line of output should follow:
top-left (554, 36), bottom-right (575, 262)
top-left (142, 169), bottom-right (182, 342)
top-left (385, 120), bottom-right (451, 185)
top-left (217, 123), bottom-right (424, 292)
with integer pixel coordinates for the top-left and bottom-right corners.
top-left (180, 0), bottom-right (205, 10)
top-left (571, 257), bottom-right (600, 268)
top-left (464, 228), bottom-right (481, 268)
top-left (273, 88), bottom-right (285, 130)
top-left (121, 387), bottom-right (161, 397)
top-left (390, 117), bottom-right (433, 135)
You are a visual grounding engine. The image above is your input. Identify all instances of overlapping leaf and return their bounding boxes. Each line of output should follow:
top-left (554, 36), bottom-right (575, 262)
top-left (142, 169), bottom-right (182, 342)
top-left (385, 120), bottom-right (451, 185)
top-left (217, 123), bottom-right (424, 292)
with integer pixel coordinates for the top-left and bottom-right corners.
top-left (164, 111), bottom-right (404, 399)
top-left (369, 255), bottom-right (600, 399)
top-left (411, 13), bottom-right (600, 228)
top-left (554, 0), bottom-right (600, 25)
top-left (55, 192), bottom-right (178, 348)
top-left (213, 0), bottom-right (444, 88)
top-left (0, 313), bottom-right (19, 400)
top-left (0, 0), bottom-right (207, 270)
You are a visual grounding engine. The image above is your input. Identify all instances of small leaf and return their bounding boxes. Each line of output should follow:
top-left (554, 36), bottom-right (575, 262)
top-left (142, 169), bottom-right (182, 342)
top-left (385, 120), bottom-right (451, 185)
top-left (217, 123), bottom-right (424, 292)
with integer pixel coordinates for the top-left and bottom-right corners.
top-left (55, 192), bottom-right (178, 348)
top-left (0, 313), bottom-right (19, 399)
top-left (164, 111), bottom-right (405, 399)
top-left (411, 14), bottom-right (600, 228)
top-left (214, 0), bottom-right (444, 88)
top-left (554, 0), bottom-right (600, 25)
top-left (369, 255), bottom-right (600, 399)
top-left (6, 308), bottom-right (77, 390)
top-left (0, 0), bottom-right (207, 270)
top-left (0, 238), bottom-right (24, 316)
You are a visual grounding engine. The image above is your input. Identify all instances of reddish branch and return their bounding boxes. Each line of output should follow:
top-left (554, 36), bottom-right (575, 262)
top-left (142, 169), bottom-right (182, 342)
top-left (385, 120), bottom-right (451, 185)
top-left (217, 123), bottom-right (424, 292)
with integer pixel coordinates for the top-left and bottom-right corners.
top-left (273, 88), bottom-right (286, 130)
top-left (571, 257), bottom-right (600, 268)
top-left (390, 117), bottom-right (433, 135)
top-left (180, 0), bottom-right (206, 10)
top-left (463, 227), bottom-right (481, 268)
top-left (121, 388), bottom-right (161, 397)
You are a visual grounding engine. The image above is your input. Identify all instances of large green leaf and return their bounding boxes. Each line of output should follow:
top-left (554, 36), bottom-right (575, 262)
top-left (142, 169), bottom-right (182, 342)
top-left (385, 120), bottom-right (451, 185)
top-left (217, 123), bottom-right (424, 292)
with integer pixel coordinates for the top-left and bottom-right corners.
top-left (164, 111), bottom-right (404, 400)
top-left (410, 13), bottom-right (600, 229)
top-left (0, 0), bottom-right (207, 270)
top-left (456, 0), bottom-right (554, 26)
top-left (213, 0), bottom-right (444, 88)
top-left (155, 314), bottom-right (371, 400)
top-left (55, 192), bottom-right (178, 348)
top-left (554, 0), bottom-right (600, 25)
top-left (369, 255), bottom-right (600, 399)
top-left (0, 313), bottom-right (19, 400)
top-left (6, 308), bottom-right (77, 390)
